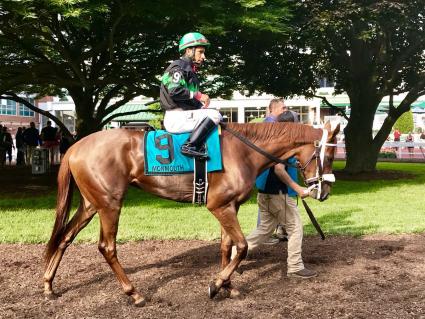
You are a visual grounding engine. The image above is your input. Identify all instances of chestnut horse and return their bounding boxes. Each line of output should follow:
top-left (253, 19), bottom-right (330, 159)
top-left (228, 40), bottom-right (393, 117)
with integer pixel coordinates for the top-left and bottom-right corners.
top-left (44, 121), bottom-right (339, 306)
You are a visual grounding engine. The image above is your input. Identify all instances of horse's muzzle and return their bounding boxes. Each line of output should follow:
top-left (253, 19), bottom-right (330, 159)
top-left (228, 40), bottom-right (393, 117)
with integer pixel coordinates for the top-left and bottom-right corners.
top-left (308, 183), bottom-right (331, 201)
top-left (319, 192), bottom-right (329, 202)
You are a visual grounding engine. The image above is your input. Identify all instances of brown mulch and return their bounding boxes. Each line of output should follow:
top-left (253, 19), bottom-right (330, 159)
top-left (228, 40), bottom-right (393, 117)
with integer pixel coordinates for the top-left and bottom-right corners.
top-left (1, 234), bottom-right (425, 319)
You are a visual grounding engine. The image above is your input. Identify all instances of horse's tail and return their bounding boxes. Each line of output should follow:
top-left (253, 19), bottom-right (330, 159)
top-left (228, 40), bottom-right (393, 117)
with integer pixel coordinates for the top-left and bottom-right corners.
top-left (45, 153), bottom-right (74, 264)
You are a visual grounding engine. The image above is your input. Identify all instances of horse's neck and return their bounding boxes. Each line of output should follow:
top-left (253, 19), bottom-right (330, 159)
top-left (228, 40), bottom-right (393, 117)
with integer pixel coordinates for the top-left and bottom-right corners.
top-left (226, 122), bottom-right (321, 153)
top-left (224, 122), bottom-right (322, 172)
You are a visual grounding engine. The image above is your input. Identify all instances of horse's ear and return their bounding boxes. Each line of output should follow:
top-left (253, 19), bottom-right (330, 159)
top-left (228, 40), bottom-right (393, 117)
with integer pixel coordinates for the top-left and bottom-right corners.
top-left (324, 121), bottom-right (331, 131)
top-left (331, 124), bottom-right (340, 140)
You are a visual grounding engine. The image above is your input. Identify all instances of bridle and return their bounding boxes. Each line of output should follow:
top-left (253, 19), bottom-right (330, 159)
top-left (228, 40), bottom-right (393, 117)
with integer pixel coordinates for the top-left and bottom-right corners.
top-left (298, 129), bottom-right (337, 200)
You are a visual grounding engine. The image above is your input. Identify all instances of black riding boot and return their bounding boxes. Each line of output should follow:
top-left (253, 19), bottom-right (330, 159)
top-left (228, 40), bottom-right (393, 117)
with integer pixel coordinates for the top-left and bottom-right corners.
top-left (181, 117), bottom-right (216, 159)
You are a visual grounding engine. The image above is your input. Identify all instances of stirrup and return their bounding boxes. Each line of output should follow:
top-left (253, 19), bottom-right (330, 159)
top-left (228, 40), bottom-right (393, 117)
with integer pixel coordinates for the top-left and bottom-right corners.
top-left (181, 145), bottom-right (208, 159)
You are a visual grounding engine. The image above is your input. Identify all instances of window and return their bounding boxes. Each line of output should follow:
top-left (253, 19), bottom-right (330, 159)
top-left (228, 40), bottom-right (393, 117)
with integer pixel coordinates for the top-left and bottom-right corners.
top-left (318, 77), bottom-right (335, 88)
top-left (244, 106), bottom-right (267, 123)
top-left (288, 105), bottom-right (310, 124)
top-left (218, 107), bottom-right (238, 123)
top-left (19, 105), bottom-right (35, 117)
top-left (0, 100), bottom-right (17, 115)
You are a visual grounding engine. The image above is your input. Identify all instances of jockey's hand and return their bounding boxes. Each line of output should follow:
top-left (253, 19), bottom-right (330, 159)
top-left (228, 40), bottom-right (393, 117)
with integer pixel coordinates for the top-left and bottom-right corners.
top-left (200, 94), bottom-right (210, 108)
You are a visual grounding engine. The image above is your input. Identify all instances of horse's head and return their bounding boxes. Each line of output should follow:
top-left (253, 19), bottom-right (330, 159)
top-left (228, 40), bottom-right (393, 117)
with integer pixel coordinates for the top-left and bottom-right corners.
top-left (295, 122), bottom-right (340, 201)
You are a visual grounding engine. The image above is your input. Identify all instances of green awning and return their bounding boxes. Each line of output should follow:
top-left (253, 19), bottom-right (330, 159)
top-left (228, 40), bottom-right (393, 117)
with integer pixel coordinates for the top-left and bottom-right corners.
top-left (412, 101), bottom-right (425, 108)
top-left (321, 100), bottom-right (425, 111)
top-left (104, 103), bottom-right (160, 122)
top-left (320, 102), bottom-right (350, 109)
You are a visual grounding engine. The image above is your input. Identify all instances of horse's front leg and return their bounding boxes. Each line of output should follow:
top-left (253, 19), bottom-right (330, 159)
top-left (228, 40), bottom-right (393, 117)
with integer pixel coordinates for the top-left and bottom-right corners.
top-left (220, 227), bottom-right (232, 270)
top-left (209, 204), bottom-right (247, 299)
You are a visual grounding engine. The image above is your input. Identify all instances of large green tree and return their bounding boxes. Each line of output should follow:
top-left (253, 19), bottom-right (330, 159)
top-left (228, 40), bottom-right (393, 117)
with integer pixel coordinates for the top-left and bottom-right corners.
top-left (298, 0), bottom-right (425, 173)
top-left (0, 0), bottom-right (292, 138)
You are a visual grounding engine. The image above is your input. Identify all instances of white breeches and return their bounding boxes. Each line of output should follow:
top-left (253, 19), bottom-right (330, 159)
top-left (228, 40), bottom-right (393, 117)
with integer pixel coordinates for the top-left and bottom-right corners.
top-left (163, 109), bottom-right (222, 133)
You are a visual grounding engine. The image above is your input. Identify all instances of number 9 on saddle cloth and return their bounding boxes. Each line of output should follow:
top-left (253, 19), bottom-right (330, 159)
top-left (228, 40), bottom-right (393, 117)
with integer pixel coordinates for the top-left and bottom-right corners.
top-left (144, 127), bottom-right (223, 204)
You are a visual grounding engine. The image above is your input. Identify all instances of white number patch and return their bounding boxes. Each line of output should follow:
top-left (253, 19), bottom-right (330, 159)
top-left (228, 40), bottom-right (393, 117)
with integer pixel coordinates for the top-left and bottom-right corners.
top-left (172, 72), bottom-right (181, 83)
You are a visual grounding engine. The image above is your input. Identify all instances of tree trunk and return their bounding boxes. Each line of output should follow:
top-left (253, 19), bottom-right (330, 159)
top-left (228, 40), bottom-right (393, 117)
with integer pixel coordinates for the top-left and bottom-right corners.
top-left (344, 135), bottom-right (379, 173)
top-left (73, 95), bottom-right (100, 139)
top-left (75, 117), bottom-right (99, 139)
top-left (344, 93), bottom-right (381, 173)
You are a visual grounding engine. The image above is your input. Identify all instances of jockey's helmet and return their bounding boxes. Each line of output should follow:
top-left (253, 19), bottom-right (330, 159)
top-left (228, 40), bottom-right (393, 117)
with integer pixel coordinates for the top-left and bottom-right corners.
top-left (178, 32), bottom-right (210, 53)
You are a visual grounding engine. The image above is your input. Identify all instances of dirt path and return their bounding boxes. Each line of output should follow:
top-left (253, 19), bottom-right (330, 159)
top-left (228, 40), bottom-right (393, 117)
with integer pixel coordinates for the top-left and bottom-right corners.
top-left (1, 234), bottom-right (425, 319)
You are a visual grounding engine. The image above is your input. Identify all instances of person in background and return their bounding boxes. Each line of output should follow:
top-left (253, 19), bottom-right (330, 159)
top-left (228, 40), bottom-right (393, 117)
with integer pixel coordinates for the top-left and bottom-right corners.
top-left (264, 98), bottom-right (287, 122)
top-left (59, 130), bottom-right (73, 161)
top-left (40, 120), bottom-right (59, 165)
top-left (406, 132), bottom-right (414, 158)
top-left (393, 129), bottom-right (401, 141)
top-left (0, 124), bottom-right (5, 166)
top-left (393, 129), bottom-right (401, 153)
top-left (15, 127), bottom-right (25, 165)
top-left (23, 122), bottom-right (40, 165)
top-left (2, 126), bottom-right (14, 165)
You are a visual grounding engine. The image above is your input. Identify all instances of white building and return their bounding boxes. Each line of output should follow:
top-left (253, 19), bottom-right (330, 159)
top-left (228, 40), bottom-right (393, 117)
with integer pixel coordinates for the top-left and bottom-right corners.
top-left (36, 89), bottom-right (425, 133)
top-left (210, 92), bottom-right (320, 124)
top-left (37, 93), bottom-right (322, 130)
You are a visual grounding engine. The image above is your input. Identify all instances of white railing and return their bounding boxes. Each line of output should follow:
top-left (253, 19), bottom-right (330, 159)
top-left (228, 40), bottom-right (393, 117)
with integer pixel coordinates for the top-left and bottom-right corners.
top-left (335, 142), bottom-right (425, 159)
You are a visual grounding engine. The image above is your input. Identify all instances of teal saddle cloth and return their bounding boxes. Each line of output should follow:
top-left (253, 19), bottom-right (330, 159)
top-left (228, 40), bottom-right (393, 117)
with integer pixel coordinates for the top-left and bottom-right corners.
top-left (144, 128), bottom-right (223, 175)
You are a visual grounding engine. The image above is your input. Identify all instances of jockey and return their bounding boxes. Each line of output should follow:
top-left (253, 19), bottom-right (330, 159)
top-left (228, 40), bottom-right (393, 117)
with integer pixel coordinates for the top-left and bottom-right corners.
top-left (160, 32), bottom-right (222, 158)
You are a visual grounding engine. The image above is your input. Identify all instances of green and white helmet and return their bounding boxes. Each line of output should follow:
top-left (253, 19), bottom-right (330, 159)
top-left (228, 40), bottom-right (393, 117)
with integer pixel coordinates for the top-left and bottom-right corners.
top-left (178, 32), bottom-right (210, 53)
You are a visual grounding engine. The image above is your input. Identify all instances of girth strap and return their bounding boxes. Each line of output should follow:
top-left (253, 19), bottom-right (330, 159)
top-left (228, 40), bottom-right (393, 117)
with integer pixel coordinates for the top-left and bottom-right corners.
top-left (193, 157), bottom-right (208, 205)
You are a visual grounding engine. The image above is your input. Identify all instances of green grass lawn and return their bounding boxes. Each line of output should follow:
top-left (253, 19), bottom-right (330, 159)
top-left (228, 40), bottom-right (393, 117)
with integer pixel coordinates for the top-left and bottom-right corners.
top-left (0, 162), bottom-right (424, 243)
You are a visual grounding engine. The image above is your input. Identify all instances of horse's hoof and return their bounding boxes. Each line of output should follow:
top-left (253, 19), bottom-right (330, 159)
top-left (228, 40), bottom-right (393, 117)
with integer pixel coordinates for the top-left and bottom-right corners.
top-left (208, 281), bottom-right (219, 299)
top-left (133, 295), bottom-right (146, 307)
top-left (44, 292), bottom-right (58, 300)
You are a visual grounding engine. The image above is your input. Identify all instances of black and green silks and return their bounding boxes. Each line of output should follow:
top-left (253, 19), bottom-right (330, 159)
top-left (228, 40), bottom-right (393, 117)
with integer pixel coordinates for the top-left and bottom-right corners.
top-left (160, 57), bottom-right (203, 111)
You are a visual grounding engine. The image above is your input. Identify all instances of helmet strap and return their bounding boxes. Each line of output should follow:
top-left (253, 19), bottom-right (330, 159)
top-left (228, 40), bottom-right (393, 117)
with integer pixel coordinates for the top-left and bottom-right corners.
top-left (183, 47), bottom-right (195, 59)
top-left (192, 47), bottom-right (203, 67)
top-left (191, 47), bottom-right (199, 64)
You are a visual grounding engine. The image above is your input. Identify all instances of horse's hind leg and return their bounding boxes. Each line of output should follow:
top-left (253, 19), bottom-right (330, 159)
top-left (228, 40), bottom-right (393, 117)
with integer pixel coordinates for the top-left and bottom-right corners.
top-left (44, 200), bottom-right (96, 298)
top-left (219, 227), bottom-right (241, 299)
top-left (97, 208), bottom-right (146, 307)
top-left (209, 205), bottom-right (247, 298)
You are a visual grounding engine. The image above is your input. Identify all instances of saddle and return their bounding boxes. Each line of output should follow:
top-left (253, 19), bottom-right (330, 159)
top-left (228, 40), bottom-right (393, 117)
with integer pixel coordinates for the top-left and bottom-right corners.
top-left (143, 127), bottom-right (223, 204)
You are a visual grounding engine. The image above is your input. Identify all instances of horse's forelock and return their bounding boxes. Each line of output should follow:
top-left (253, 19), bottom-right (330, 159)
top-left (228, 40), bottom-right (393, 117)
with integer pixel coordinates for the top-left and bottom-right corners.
top-left (225, 122), bottom-right (322, 144)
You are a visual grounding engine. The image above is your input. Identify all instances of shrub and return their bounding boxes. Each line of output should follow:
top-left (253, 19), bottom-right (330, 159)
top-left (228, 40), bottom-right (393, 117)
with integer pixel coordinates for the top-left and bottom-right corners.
top-left (249, 117), bottom-right (264, 123)
top-left (393, 110), bottom-right (414, 133)
top-left (378, 151), bottom-right (397, 159)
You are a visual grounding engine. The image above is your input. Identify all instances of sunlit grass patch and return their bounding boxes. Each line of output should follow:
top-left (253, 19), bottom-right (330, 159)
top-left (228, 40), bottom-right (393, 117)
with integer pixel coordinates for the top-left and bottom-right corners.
top-left (0, 162), bottom-right (424, 243)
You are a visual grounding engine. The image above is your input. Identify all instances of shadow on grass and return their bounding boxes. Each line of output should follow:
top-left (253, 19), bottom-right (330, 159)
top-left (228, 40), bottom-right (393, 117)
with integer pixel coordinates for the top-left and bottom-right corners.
top-left (329, 169), bottom-right (425, 196)
top-left (304, 209), bottom-right (379, 237)
top-left (123, 186), bottom-right (258, 209)
top-left (1, 164), bottom-right (423, 211)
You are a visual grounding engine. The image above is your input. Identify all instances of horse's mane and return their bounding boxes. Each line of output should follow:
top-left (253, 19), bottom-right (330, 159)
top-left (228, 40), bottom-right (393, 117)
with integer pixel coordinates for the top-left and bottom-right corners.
top-left (225, 122), bottom-right (323, 145)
